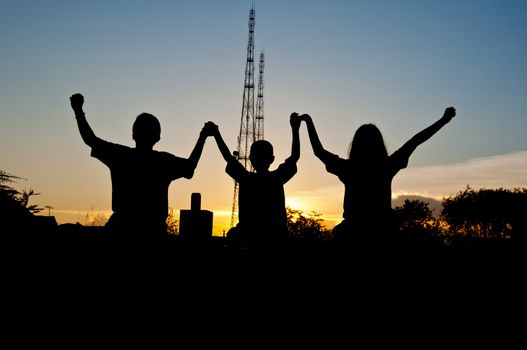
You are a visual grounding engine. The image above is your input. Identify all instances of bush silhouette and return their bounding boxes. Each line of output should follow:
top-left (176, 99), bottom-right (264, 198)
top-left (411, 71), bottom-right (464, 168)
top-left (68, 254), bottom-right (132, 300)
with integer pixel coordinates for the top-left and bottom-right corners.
top-left (441, 187), bottom-right (527, 240)
top-left (1, 170), bottom-right (42, 232)
top-left (286, 207), bottom-right (331, 242)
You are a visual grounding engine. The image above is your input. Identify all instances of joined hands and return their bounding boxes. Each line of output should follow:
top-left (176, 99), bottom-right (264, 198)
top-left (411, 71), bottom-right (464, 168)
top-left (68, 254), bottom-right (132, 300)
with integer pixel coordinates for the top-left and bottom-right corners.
top-left (201, 121), bottom-right (218, 137)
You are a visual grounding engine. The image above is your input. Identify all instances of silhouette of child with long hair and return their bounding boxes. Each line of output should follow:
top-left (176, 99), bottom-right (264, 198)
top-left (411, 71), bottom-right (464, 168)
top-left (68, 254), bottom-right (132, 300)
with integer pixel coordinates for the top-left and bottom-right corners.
top-left (301, 107), bottom-right (456, 245)
top-left (209, 113), bottom-right (301, 248)
top-left (70, 93), bottom-right (213, 240)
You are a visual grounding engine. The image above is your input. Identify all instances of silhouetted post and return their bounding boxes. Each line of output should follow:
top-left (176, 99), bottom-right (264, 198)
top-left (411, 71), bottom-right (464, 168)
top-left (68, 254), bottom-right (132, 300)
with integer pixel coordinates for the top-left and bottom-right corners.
top-left (179, 193), bottom-right (213, 240)
top-left (45, 205), bottom-right (54, 217)
top-left (191, 193), bottom-right (200, 211)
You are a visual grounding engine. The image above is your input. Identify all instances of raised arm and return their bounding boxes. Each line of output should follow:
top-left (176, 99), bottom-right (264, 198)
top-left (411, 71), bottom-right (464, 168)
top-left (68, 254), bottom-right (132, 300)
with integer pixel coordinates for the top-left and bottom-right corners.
top-left (186, 123), bottom-right (212, 171)
top-left (399, 107), bottom-right (456, 156)
top-left (286, 113), bottom-right (301, 163)
top-left (300, 114), bottom-right (337, 164)
top-left (209, 122), bottom-right (236, 163)
top-left (70, 93), bottom-right (102, 148)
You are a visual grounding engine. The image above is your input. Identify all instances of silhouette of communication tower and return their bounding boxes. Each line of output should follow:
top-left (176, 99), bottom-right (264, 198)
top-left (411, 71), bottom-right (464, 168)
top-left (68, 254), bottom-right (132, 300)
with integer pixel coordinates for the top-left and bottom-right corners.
top-left (231, 5), bottom-right (265, 227)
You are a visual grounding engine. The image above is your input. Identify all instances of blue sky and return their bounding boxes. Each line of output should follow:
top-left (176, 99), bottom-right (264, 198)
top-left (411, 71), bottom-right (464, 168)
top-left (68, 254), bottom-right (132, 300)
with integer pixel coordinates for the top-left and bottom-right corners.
top-left (1, 0), bottom-right (526, 231)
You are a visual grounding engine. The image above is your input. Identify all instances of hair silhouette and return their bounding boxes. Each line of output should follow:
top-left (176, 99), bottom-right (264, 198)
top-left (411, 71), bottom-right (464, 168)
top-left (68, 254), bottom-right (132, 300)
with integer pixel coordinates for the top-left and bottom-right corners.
top-left (348, 124), bottom-right (388, 163)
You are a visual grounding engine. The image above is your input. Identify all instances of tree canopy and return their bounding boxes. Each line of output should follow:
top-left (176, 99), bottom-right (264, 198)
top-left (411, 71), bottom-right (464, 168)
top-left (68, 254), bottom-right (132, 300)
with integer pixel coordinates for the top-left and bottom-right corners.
top-left (1, 170), bottom-right (42, 233)
top-left (442, 186), bottom-right (527, 240)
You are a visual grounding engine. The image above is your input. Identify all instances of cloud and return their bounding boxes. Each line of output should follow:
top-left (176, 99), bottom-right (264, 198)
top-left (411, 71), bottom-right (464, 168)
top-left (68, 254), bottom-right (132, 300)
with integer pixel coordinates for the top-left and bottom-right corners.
top-left (393, 150), bottom-right (527, 200)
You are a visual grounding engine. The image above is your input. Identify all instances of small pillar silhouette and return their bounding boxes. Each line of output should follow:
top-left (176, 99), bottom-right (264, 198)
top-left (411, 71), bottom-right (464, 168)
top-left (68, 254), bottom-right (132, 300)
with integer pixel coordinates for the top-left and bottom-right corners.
top-left (179, 193), bottom-right (213, 239)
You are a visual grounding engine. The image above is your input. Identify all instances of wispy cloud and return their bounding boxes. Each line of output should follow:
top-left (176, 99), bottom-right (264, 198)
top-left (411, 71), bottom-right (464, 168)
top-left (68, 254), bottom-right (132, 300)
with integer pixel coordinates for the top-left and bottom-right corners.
top-left (393, 150), bottom-right (527, 199)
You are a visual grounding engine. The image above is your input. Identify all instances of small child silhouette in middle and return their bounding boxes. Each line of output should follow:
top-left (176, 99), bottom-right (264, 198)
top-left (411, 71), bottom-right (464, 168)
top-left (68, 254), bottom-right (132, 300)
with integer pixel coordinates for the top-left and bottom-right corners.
top-left (209, 113), bottom-right (301, 248)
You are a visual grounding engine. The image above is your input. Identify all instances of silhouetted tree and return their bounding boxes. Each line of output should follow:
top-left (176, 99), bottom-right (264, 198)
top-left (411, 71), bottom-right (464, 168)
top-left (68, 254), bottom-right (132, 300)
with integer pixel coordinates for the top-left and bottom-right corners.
top-left (1, 171), bottom-right (41, 215)
top-left (441, 187), bottom-right (527, 240)
top-left (166, 208), bottom-right (178, 235)
top-left (1, 170), bottom-right (42, 234)
top-left (84, 208), bottom-right (109, 227)
top-left (393, 199), bottom-right (442, 246)
top-left (286, 207), bottom-right (331, 242)
top-left (394, 199), bottom-right (434, 229)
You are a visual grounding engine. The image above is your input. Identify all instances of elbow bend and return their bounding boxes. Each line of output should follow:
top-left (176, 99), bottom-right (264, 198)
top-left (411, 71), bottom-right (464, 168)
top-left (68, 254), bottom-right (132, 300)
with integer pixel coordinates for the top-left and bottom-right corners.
top-left (184, 170), bottom-right (195, 179)
top-left (84, 139), bottom-right (95, 148)
top-left (85, 136), bottom-right (101, 149)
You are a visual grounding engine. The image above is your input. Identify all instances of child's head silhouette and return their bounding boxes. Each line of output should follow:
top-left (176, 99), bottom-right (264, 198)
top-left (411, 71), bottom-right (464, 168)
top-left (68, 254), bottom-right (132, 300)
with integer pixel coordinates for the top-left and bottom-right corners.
top-left (349, 124), bottom-right (388, 163)
top-left (249, 140), bottom-right (275, 172)
top-left (133, 113), bottom-right (161, 148)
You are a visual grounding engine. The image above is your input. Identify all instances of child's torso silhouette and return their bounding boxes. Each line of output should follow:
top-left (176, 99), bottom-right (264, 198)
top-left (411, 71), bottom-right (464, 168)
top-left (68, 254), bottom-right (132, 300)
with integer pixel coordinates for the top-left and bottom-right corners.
top-left (325, 148), bottom-right (411, 226)
top-left (227, 159), bottom-right (296, 241)
top-left (92, 140), bottom-right (193, 227)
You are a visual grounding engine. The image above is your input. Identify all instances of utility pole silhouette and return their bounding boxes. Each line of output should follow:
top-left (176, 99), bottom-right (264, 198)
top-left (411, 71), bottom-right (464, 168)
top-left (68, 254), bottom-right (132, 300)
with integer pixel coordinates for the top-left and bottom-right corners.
top-left (231, 5), bottom-right (265, 227)
top-left (44, 205), bottom-right (54, 217)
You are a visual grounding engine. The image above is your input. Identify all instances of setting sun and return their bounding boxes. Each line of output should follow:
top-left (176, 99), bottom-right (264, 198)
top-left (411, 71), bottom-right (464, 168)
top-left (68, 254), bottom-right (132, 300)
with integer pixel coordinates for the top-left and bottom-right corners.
top-left (285, 198), bottom-right (304, 211)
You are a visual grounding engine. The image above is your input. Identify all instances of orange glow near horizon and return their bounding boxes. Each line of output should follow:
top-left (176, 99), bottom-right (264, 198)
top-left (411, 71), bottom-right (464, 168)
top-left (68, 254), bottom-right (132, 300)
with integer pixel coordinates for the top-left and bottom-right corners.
top-left (51, 203), bottom-right (342, 235)
top-left (285, 198), bottom-right (304, 212)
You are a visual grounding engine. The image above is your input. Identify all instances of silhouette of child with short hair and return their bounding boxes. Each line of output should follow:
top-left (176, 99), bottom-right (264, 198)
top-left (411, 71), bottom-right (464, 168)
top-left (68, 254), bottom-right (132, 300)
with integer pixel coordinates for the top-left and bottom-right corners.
top-left (301, 107), bottom-right (456, 246)
top-left (209, 113), bottom-right (301, 247)
top-left (70, 93), bottom-right (213, 240)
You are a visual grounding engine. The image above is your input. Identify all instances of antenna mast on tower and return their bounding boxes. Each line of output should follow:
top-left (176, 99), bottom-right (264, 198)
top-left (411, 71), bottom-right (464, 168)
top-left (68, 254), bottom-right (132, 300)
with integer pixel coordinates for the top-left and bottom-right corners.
top-left (231, 5), bottom-right (257, 227)
top-left (255, 51), bottom-right (265, 142)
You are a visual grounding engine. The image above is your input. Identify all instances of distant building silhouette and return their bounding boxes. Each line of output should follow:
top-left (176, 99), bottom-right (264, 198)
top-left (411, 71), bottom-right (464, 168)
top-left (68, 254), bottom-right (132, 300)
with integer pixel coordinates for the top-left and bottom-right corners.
top-left (179, 193), bottom-right (213, 240)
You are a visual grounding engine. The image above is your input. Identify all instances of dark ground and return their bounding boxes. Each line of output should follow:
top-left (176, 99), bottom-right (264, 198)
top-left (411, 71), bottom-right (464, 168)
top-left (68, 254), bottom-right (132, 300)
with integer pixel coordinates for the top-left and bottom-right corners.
top-left (1, 226), bottom-right (524, 343)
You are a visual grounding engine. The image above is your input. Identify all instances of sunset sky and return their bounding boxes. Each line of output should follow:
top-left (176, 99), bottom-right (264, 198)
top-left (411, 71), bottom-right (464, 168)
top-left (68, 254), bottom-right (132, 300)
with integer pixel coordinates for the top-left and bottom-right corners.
top-left (1, 0), bottom-right (526, 234)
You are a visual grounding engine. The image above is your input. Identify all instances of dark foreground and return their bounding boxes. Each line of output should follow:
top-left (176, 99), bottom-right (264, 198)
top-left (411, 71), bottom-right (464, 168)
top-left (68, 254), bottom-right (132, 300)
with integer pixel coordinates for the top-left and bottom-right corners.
top-left (2, 227), bottom-right (525, 343)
